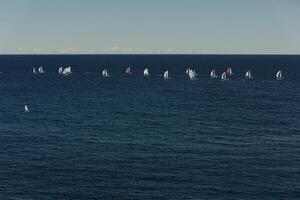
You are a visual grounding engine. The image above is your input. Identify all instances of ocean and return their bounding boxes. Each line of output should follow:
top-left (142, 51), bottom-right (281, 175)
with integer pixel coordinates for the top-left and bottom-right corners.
top-left (0, 55), bottom-right (299, 199)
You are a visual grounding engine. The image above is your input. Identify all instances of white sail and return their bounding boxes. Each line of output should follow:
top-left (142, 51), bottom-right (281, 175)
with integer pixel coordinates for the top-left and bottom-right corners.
top-left (58, 67), bottom-right (63, 74)
top-left (276, 70), bottom-right (283, 80)
top-left (210, 69), bottom-right (217, 78)
top-left (62, 67), bottom-right (71, 76)
top-left (143, 68), bottom-right (150, 76)
top-left (188, 69), bottom-right (196, 80)
top-left (38, 66), bottom-right (45, 74)
top-left (245, 70), bottom-right (253, 79)
top-left (102, 69), bottom-right (109, 77)
top-left (24, 105), bottom-right (29, 112)
top-left (164, 71), bottom-right (170, 79)
top-left (221, 72), bottom-right (227, 80)
top-left (186, 68), bottom-right (191, 75)
top-left (33, 67), bottom-right (37, 74)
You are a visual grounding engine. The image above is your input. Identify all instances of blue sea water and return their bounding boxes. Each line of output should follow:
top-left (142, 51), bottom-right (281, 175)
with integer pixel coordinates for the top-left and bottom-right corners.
top-left (0, 55), bottom-right (300, 199)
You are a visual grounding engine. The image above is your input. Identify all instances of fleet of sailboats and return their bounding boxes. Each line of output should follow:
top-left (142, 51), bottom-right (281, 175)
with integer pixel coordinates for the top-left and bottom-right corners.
top-left (29, 65), bottom-right (288, 81)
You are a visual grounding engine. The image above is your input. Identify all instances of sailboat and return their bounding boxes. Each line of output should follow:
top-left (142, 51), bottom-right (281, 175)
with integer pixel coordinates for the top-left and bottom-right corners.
top-left (221, 72), bottom-right (228, 81)
top-left (102, 69), bottom-right (109, 77)
top-left (38, 66), bottom-right (45, 74)
top-left (164, 71), bottom-right (171, 80)
top-left (32, 67), bottom-right (37, 74)
top-left (245, 70), bottom-right (253, 80)
top-left (125, 66), bottom-right (132, 74)
top-left (276, 70), bottom-right (284, 80)
top-left (58, 67), bottom-right (63, 75)
top-left (143, 68), bottom-right (150, 76)
top-left (210, 69), bottom-right (218, 78)
top-left (186, 68), bottom-right (191, 75)
top-left (62, 66), bottom-right (72, 76)
top-left (188, 69), bottom-right (196, 80)
top-left (226, 67), bottom-right (233, 76)
top-left (23, 104), bottom-right (29, 113)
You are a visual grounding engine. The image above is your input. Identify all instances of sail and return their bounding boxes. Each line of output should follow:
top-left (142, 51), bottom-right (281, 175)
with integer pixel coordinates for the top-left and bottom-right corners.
top-left (276, 70), bottom-right (283, 80)
top-left (58, 67), bottom-right (63, 74)
top-left (226, 67), bottom-right (233, 75)
top-left (102, 69), bottom-right (109, 77)
top-left (62, 66), bottom-right (72, 76)
top-left (126, 66), bottom-right (131, 74)
top-left (246, 70), bottom-right (252, 79)
top-left (186, 68), bottom-right (191, 75)
top-left (188, 69), bottom-right (196, 80)
top-left (24, 105), bottom-right (29, 112)
top-left (210, 69), bottom-right (217, 78)
top-left (221, 72), bottom-right (227, 80)
top-left (38, 66), bottom-right (45, 73)
top-left (143, 68), bottom-right (149, 76)
top-left (164, 71), bottom-right (169, 79)
top-left (33, 68), bottom-right (36, 74)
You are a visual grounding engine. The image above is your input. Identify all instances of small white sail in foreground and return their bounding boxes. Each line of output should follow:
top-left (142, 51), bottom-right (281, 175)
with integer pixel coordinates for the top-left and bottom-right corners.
top-left (221, 72), bottom-right (228, 80)
top-left (143, 68), bottom-right (150, 76)
top-left (276, 70), bottom-right (283, 80)
top-left (164, 71), bottom-right (170, 79)
top-left (38, 66), bottom-right (45, 74)
top-left (23, 105), bottom-right (29, 112)
top-left (102, 69), bottom-right (109, 77)
top-left (245, 70), bottom-right (253, 79)
top-left (210, 69), bottom-right (218, 78)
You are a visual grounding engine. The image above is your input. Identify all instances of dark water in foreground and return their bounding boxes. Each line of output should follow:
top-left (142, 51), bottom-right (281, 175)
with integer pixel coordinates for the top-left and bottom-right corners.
top-left (0, 55), bottom-right (300, 199)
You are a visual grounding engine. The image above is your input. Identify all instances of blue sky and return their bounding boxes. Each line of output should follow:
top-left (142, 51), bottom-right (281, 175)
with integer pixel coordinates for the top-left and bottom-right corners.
top-left (0, 0), bottom-right (300, 54)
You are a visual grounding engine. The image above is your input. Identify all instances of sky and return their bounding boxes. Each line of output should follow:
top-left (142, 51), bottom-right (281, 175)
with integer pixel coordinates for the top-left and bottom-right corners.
top-left (0, 0), bottom-right (300, 54)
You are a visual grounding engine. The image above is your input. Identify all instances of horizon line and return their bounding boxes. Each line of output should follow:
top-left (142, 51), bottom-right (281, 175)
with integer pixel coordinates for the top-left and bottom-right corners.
top-left (0, 53), bottom-right (300, 56)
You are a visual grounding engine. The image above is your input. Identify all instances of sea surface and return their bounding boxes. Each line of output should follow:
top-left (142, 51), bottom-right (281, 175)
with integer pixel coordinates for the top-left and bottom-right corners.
top-left (0, 55), bottom-right (300, 199)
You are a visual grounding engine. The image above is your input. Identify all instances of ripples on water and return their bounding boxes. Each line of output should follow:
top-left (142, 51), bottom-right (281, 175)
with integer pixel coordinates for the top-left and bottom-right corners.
top-left (0, 55), bottom-right (299, 199)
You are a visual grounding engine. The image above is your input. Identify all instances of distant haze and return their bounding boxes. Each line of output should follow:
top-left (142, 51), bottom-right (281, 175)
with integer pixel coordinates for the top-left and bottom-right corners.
top-left (1, 0), bottom-right (300, 54)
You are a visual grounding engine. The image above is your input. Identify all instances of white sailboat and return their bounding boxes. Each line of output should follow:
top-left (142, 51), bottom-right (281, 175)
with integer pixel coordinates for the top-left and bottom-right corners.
top-left (38, 66), bottom-right (45, 74)
top-left (276, 70), bottom-right (283, 80)
top-left (62, 66), bottom-right (72, 76)
top-left (164, 71), bottom-right (171, 80)
top-left (143, 68), bottom-right (150, 76)
top-left (102, 69), bottom-right (109, 77)
top-left (32, 67), bottom-right (37, 74)
top-left (226, 67), bottom-right (233, 76)
top-left (221, 72), bottom-right (228, 81)
top-left (188, 69), bottom-right (196, 80)
top-left (186, 68), bottom-right (191, 75)
top-left (210, 69), bottom-right (218, 78)
top-left (58, 67), bottom-right (63, 75)
top-left (23, 105), bottom-right (29, 112)
top-left (245, 70), bottom-right (253, 80)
